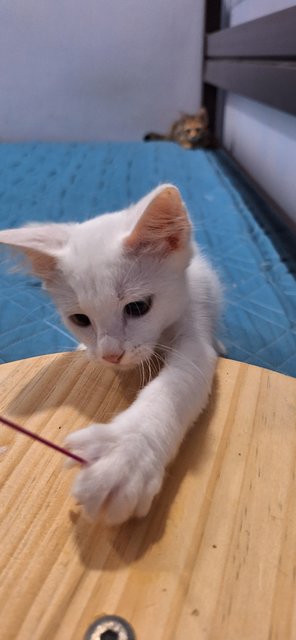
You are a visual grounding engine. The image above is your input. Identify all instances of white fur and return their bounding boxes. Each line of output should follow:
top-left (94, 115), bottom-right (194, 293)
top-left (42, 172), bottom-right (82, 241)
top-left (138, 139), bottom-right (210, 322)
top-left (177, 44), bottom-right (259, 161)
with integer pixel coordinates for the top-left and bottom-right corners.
top-left (0, 184), bottom-right (221, 525)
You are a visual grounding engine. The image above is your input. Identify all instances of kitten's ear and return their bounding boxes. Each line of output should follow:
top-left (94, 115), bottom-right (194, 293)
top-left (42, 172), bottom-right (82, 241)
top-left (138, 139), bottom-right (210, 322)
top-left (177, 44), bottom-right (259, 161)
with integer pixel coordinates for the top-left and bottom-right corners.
top-left (0, 224), bottom-right (70, 280)
top-left (124, 186), bottom-right (191, 256)
top-left (197, 107), bottom-right (209, 127)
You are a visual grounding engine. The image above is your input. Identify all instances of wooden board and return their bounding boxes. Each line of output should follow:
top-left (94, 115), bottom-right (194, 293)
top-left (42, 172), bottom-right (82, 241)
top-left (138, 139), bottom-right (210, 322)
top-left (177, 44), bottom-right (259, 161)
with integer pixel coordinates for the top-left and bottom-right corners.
top-left (0, 352), bottom-right (295, 640)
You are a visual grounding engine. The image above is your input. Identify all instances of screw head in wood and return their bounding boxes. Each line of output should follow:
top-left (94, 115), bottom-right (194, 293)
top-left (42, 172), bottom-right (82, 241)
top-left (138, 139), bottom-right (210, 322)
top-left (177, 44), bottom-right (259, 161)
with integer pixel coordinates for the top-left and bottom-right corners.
top-left (84, 615), bottom-right (136, 640)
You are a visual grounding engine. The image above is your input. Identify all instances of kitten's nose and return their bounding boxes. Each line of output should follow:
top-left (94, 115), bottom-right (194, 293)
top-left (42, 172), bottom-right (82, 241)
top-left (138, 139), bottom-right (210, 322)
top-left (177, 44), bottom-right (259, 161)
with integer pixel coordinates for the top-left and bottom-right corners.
top-left (102, 351), bottom-right (124, 364)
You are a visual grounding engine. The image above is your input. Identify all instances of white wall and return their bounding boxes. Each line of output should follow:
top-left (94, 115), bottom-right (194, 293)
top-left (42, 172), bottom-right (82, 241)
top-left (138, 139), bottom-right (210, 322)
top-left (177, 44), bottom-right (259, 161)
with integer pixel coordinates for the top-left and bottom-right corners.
top-left (0, 0), bottom-right (204, 142)
top-left (221, 0), bottom-right (296, 223)
top-left (225, 0), bottom-right (295, 26)
top-left (223, 95), bottom-right (296, 221)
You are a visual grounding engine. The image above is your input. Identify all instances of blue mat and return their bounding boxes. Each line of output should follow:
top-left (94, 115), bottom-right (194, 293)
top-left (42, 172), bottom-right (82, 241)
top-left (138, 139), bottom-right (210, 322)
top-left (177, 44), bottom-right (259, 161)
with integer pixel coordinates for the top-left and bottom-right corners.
top-left (0, 142), bottom-right (295, 376)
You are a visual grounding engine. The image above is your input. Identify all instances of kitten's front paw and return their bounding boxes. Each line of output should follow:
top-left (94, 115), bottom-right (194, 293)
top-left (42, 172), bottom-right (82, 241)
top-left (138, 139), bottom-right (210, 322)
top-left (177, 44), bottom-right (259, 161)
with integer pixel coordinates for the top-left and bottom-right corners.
top-left (65, 423), bottom-right (164, 525)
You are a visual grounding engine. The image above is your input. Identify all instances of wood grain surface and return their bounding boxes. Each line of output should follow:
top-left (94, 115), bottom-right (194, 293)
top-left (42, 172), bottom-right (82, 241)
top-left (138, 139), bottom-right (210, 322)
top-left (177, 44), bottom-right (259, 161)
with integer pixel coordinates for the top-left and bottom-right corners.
top-left (0, 352), bottom-right (295, 640)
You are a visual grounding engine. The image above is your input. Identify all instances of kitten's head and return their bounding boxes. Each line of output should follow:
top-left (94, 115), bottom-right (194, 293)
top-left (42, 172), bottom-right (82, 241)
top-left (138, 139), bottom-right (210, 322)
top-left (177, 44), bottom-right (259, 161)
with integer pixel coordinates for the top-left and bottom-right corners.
top-left (0, 185), bottom-right (193, 369)
top-left (173, 108), bottom-right (209, 146)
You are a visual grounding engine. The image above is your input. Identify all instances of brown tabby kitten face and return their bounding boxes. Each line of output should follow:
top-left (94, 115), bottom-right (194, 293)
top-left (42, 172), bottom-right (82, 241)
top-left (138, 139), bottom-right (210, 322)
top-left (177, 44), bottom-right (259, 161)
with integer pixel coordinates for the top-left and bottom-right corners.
top-left (144, 107), bottom-right (216, 149)
top-left (170, 109), bottom-right (209, 149)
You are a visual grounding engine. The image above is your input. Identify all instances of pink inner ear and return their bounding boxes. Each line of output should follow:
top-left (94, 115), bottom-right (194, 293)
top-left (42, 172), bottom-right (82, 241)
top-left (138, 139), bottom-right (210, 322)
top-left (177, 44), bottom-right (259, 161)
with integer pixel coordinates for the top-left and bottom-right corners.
top-left (125, 187), bottom-right (191, 255)
top-left (0, 223), bottom-right (69, 281)
top-left (0, 236), bottom-right (58, 280)
top-left (26, 249), bottom-right (57, 279)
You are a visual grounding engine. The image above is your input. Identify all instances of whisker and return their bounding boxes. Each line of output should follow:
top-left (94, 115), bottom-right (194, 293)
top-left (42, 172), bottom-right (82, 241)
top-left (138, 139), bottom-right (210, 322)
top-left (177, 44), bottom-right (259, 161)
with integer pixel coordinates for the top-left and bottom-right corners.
top-left (147, 356), bottom-right (152, 385)
top-left (150, 355), bottom-right (161, 378)
top-left (140, 360), bottom-right (145, 389)
top-left (154, 342), bottom-right (208, 384)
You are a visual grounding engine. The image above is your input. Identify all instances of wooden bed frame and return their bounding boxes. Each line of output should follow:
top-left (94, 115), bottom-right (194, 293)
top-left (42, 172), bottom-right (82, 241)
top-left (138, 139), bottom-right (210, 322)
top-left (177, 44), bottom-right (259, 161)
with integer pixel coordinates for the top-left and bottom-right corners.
top-left (203, 3), bottom-right (296, 230)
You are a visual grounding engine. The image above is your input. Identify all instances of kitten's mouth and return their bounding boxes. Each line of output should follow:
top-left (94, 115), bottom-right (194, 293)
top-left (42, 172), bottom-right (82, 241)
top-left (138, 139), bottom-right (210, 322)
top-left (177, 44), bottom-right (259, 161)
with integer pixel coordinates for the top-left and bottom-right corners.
top-left (190, 134), bottom-right (204, 143)
top-left (86, 345), bottom-right (156, 370)
top-left (102, 351), bottom-right (125, 365)
top-left (102, 359), bottom-right (137, 371)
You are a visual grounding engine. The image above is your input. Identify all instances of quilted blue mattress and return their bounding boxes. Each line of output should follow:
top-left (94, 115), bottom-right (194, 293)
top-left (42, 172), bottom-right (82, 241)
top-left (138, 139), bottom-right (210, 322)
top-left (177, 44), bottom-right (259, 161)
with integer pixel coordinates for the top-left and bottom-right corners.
top-left (0, 142), bottom-right (295, 376)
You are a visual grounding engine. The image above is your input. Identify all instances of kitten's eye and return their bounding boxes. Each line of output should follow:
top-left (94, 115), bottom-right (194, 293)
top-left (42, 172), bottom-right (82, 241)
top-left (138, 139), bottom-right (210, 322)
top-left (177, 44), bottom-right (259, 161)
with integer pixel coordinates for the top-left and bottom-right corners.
top-left (69, 313), bottom-right (91, 327)
top-left (124, 297), bottom-right (152, 318)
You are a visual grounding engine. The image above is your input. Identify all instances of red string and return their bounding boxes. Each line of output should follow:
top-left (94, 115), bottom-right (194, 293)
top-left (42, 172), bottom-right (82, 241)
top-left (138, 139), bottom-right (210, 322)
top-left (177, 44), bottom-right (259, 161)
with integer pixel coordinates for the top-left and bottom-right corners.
top-left (0, 414), bottom-right (87, 465)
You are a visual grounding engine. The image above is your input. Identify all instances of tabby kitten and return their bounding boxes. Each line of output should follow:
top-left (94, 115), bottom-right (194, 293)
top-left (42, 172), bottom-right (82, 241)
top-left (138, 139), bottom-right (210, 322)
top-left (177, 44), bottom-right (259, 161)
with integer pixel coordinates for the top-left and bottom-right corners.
top-left (144, 107), bottom-right (215, 149)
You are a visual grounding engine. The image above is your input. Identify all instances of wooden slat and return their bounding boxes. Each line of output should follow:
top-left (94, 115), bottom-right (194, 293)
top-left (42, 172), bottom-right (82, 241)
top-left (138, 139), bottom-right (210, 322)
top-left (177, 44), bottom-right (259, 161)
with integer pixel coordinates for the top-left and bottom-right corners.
top-left (0, 352), bottom-right (296, 640)
top-left (204, 60), bottom-right (296, 116)
top-left (206, 6), bottom-right (296, 59)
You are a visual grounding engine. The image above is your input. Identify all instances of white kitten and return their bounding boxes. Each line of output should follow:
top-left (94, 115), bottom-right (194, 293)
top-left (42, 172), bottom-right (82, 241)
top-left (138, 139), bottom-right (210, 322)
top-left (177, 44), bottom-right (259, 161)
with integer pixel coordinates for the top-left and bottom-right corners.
top-left (0, 185), bottom-right (221, 525)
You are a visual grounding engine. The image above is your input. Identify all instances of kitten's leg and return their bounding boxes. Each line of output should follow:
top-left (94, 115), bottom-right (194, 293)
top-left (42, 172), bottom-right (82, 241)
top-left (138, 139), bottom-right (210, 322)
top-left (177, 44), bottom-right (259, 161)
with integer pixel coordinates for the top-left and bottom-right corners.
top-left (66, 328), bottom-right (217, 525)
